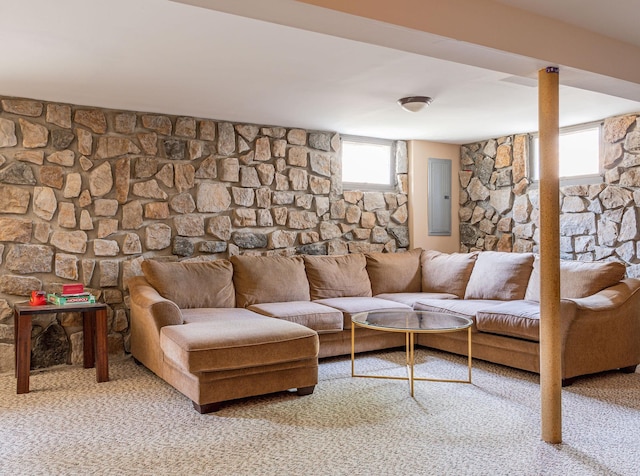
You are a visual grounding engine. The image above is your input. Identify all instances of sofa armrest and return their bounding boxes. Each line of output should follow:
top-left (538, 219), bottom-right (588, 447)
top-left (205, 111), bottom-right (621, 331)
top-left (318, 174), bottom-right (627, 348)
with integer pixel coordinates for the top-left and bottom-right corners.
top-left (561, 278), bottom-right (640, 379)
top-left (566, 278), bottom-right (640, 311)
top-left (128, 276), bottom-right (183, 376)
top-left (128, 276), bottom-right (183, 327)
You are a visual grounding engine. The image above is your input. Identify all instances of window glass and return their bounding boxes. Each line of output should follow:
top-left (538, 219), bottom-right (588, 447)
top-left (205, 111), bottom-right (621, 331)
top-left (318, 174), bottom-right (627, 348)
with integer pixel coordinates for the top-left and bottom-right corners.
top-left (531, 125), bottom-right (601, 180)
top-left (342, 137), bottom-right (394, 190)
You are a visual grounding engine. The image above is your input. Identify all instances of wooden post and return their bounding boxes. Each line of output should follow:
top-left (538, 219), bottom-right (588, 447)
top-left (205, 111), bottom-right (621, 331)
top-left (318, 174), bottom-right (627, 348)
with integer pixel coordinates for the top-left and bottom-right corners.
top-left (538, 66), bottom-right (562, 443)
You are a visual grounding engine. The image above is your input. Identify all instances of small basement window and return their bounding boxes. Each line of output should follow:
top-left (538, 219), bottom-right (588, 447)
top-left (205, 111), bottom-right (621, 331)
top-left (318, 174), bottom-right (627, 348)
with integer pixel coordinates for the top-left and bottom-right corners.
top-left (342, 136), bottom-right (395, 191)
top-left (530, 123), bottom-right (602, 184)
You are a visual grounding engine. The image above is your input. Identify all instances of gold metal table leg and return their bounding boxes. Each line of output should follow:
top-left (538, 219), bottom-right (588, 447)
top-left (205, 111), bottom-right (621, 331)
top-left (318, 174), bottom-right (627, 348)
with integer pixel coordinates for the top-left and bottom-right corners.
top-left (351, 324), bottom-right (355, 377)
top-left (409, 332), bottom-right (415, 397)
top-left (405, 332), bottom-right (409, 364)
top-left (468, 326), bottom-right (472, 383)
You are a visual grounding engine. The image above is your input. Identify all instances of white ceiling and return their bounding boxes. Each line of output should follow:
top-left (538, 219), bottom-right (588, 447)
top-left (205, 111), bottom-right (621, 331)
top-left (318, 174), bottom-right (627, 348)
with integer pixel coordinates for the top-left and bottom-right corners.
top-left (1, 0), bottom-right (640, 144)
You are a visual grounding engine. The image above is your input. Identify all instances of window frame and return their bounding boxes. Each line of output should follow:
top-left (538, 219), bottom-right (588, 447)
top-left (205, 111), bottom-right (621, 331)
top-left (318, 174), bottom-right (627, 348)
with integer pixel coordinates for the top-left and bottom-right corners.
top-left (341, 135), bottom-right (396, 192)
top-left (529, 121), bottom-right (603, 186)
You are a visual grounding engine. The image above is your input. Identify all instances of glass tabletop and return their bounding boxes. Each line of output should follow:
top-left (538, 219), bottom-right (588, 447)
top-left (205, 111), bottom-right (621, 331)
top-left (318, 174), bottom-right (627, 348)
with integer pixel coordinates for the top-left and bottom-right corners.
top-left (352, 310), bottom-right (472, 332)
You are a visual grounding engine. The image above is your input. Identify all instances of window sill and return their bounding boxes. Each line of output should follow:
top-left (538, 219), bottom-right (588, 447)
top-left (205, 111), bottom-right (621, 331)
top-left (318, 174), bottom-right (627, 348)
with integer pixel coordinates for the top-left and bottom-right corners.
top-left (342, 182), bottom-right (396, 192)
top-left (528, 173), bottom-right (603, 189)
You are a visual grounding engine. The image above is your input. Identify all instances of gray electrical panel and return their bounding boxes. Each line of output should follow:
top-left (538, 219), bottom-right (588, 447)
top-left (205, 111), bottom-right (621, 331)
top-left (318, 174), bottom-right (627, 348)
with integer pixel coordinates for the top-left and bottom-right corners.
top-left (428, 158), bottom-right (452, 236)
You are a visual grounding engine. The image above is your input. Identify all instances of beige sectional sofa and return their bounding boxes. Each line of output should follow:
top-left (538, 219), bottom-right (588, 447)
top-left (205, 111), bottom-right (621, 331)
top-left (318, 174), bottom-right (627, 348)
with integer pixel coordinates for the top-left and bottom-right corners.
top-left (128, 249), bottom-right (640, 412)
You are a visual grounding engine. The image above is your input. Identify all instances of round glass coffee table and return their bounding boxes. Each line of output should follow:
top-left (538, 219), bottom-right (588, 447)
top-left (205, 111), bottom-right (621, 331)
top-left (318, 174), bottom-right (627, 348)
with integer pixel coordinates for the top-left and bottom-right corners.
top-left (351, 310), bottom-right (473, 396)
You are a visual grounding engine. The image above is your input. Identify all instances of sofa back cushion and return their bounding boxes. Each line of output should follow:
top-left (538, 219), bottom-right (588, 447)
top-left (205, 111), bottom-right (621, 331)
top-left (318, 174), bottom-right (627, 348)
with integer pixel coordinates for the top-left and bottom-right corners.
top-left (231, 255), bottom-right (310, 307)
top-left (525, 258), bottom-right (626, 301)
top-left (365, 248), bottom-right (422, 295)
top-left (141, 259), bottom-right (235, 309)
top-left (464, 251), bottom-right (534, 300)
top-left (421, 250), bottom-right (478, 298)
top-left (304, 254), bottom-right (372, 300)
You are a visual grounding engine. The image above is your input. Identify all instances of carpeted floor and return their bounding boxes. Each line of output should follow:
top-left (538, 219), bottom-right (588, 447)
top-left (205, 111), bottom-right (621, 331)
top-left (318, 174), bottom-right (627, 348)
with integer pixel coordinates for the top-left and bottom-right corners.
top-left (1, 349), bottom-right (639, 476)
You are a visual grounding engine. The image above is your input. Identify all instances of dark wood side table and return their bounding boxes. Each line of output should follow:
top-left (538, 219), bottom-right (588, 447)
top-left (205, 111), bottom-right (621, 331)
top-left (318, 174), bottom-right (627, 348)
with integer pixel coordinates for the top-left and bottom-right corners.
top-left (14, 302), bottom-right (109, 394)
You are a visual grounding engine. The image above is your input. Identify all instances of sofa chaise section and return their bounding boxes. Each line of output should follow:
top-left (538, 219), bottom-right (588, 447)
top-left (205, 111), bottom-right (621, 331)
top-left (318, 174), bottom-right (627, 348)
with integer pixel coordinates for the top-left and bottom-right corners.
top-left (130, 259), bottom-right (319, 413)
top-left (160, 313), bottom-right (318, 413)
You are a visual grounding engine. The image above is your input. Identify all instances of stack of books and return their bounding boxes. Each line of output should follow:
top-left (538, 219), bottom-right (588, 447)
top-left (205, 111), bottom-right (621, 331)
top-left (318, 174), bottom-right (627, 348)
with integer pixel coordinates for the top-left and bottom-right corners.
top-left (47, 283), bottom-right (96, 305)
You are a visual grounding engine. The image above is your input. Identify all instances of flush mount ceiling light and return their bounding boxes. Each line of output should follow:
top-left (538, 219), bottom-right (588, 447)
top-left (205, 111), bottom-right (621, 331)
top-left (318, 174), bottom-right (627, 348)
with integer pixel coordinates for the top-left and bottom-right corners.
top-left (397, 96), bottom-right (433, 112)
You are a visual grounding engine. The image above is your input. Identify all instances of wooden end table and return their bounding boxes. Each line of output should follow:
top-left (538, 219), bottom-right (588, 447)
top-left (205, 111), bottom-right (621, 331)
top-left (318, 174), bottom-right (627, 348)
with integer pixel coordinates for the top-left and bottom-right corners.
top-left (14, 302), bottom-right (109, 394)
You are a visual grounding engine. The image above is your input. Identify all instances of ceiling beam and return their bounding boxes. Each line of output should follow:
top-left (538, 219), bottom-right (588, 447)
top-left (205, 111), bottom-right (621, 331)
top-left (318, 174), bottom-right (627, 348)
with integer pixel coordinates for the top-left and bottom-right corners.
top-left (296, 0), bottom-right (640, 86)
top-left (172, 0), bottom-right (640, 101)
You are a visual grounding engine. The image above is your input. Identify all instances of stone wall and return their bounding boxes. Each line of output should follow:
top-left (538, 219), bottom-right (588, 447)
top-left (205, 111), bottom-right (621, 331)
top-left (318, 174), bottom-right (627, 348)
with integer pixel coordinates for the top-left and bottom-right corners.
top-left (458, 113), bottom-right (640, 277)
top-left (0, 95), bottom-right (409, 373)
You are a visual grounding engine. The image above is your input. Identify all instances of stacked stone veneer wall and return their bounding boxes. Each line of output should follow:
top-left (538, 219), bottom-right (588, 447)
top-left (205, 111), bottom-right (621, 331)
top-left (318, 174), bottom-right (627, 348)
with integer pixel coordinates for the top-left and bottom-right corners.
top-left (459, 113), bottom-right (640, 277)
top-left (0, 95), bottom-right (409, 373)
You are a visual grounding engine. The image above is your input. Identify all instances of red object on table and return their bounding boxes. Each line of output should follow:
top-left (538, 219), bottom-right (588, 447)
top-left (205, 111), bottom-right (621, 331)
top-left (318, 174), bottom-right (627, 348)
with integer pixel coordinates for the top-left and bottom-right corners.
top-left (29, 291), bottom-right (47, 306)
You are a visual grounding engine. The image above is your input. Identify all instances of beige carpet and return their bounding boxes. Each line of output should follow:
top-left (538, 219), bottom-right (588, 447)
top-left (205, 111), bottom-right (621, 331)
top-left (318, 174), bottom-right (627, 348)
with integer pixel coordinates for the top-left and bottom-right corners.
top-left (1, 349), bottom-right (639, 476)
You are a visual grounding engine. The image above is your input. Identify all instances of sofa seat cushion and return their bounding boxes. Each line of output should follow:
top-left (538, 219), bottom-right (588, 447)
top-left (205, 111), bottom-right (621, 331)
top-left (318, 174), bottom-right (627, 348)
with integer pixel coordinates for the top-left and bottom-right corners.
top-left (475, 301), bottom-right (541, 342)
top-left (248, 301), bottom-right (343, 334)
top-left (180, 307), bottom-right (261, 324)
top-left (413, 298), bottom-right (503, 331)
top-left (160, 314), bottom-right (319, 373)
top-left (313, 296), bottom-right (411, 329)
top-left (375, 292), bottom-right (458, 307)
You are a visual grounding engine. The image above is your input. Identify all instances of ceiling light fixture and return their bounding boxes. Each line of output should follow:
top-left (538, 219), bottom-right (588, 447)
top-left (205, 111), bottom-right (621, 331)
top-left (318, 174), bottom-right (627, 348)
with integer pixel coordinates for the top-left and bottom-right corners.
top-left (397, 96), bottom-right (433, 112)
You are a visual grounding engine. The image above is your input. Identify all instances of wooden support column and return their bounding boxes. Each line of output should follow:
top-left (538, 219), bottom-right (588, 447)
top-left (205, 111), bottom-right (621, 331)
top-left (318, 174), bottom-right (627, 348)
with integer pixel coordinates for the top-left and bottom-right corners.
top-left (538, 66), bottom-right (562, 444)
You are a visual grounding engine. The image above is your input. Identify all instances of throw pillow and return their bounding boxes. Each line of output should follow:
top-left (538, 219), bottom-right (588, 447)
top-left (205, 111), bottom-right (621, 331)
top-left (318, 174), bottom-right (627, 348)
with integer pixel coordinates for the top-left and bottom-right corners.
top-left (141, 259), bottom-right (235, 309)
top-left (524, 257), bottom-right (626, 301)
top-left (365, 248), bottom-right (423, 295)
top-left (304, 254), bottom-right (372, 300)
top-left (421, 250), bottom-right (478, 298)
top-left (231, 255), bottom-right (310, 307)
top-left (464, 251), bottom-right (534, 300)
